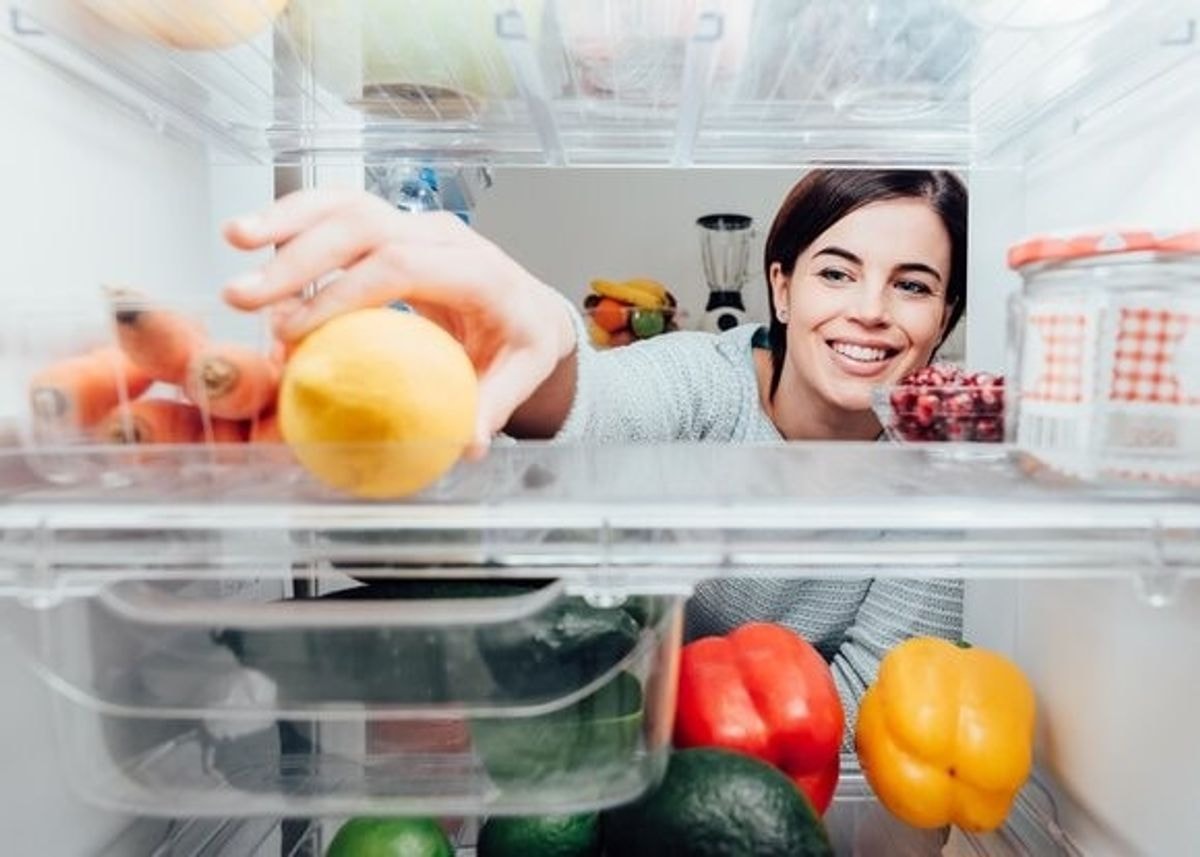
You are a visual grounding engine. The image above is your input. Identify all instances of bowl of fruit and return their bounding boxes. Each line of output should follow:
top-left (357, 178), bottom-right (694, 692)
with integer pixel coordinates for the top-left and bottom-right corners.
top-left (873, 364), bottom-right (1005, 444)
top-left (584, 278), bottom-right (683, 348)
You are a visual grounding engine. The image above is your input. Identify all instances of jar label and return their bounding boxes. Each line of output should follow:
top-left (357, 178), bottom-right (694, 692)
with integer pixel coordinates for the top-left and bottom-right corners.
top-left (1020, 310), bottom-right (1091, 404)
top-left (1107, 308), bottom-right (1199, 406)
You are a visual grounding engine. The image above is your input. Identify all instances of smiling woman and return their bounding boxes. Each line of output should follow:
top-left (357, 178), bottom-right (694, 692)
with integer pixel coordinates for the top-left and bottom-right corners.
top-left (762, 170), bottom-right (967, 440)
top-left (221, 168), bottom-right (969, 743)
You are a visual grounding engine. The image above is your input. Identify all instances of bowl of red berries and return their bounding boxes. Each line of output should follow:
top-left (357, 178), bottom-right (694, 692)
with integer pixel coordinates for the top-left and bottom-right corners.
top-left (873, 364), bottom-right (1005, 444)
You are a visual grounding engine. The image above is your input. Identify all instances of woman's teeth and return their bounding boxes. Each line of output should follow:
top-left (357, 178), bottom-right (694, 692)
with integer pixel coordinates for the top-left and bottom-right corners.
top-left (831, 342), bottom-right (891, 363)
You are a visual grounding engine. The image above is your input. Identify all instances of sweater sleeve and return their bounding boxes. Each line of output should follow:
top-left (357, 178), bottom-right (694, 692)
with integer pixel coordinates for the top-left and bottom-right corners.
top-left (555, 303), bottom-right (738, 443)
top-left (829, 577), bottom-right (964, 749)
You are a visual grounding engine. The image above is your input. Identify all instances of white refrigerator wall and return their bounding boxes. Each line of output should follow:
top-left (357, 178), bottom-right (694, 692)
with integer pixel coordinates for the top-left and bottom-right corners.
top-left (0, 39), bottom-right (270, 853)
top-left (1004, 82), bottom-right (1200, 857)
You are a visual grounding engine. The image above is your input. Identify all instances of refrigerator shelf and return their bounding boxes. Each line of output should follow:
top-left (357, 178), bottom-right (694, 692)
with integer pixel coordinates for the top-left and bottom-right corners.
top-left (93, 761), bottom-right (1077, 856)
top-left (7, 0), bottom-right (1197, 167)
top-left (2, 443), bottom-right (1198, 598)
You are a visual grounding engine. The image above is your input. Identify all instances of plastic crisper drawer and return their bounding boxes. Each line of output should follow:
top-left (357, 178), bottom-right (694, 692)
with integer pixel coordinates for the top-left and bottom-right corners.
top-left (93, 759), bottom-right (1076, 856)
top-left (12, 569), bottom-right (682, 817)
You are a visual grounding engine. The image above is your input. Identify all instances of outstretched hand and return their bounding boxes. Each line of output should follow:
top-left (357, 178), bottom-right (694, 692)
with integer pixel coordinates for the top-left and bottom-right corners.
top-left (222, 189), bottom-right (578, 449)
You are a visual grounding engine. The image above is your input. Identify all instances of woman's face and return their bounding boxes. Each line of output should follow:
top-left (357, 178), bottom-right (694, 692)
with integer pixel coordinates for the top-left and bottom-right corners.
top-left (771, 198), bottom-right (952, 414)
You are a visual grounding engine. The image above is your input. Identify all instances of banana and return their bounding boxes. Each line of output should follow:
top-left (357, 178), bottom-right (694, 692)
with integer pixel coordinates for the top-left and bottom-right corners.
top-left (590, 278), bottom-right (667, 310)
top-left (623, 277), bottom-right (668, 301)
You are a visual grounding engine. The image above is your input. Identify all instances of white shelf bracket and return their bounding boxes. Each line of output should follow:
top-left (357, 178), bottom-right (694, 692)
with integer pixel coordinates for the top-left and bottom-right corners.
top-left (495, 7), bottom-right (566, 166)
top-left (672, 11), bottom-right (723, 167)
top-left (1160, 16), bottom-right (1196, 47)
top-left (8, 6), bottom-right (44, 37)
top-left (1132, 520), bottom-right (1187, 607)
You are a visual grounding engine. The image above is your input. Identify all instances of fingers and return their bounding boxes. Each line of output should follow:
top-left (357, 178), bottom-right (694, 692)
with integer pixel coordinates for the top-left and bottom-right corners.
top-left (270, 246), bottom-right (504, 341)
top-left (224, 192), bottom-right (475, 313)
top-left (463, 436), bottom-right (492, 463)
top-left (473, 344), bottom-right (556, 447)
top-left (224, 216), bottom-right (382, 311)
top-left (266, 251), bottom-right (435, 341)
top-left (222, 188), bottom-right (364, 251)
top-left (268, 297), bottom-right (307, 342)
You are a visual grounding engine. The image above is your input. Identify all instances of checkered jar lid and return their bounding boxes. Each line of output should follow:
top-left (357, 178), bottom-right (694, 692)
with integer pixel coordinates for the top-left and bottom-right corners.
top-left (1008, 228), bottom-right (1200, 270)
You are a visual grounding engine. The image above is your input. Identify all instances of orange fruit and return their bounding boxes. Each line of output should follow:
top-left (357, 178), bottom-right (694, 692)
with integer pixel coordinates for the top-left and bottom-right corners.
top-left (591, 297), bottom-right (629, 334)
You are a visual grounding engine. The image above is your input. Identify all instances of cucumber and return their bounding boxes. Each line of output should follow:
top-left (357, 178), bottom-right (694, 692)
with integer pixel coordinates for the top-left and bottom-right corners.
top-left (471, 672), bottom-right (644, 787)
top-left (215, 580), bottom-right (650, 705)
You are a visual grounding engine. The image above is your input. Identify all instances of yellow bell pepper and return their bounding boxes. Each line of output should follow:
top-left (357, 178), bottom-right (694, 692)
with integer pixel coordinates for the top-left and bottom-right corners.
top-left (855, 637), bottom-right (1036, 832)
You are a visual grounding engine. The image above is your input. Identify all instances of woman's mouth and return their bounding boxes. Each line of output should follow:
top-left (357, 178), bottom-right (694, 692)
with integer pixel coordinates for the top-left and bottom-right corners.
top-left (828, 340), bottom-right (898, 362)
top-left (826, 340), bottom-right (900, 375)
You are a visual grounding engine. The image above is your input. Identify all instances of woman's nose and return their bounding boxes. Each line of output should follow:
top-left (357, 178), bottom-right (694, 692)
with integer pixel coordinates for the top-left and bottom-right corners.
top-left (849, 281), bottom-right (890, 325)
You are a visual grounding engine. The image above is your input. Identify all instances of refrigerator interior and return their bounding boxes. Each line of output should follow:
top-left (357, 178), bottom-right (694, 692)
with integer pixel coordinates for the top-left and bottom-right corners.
top-left (3, 0), bottom-right (1200, 854)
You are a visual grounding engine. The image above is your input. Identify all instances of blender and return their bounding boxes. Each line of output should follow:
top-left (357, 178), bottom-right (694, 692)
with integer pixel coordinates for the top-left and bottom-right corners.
top-left (697, 213), bottom-right (754, 333)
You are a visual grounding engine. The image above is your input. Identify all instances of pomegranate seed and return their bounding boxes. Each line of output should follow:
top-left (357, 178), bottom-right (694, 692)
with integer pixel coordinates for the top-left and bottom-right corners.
top-left (974, 417), bottom-right (1003, 442)
top-left (915, 394), bottom-right (940, 427)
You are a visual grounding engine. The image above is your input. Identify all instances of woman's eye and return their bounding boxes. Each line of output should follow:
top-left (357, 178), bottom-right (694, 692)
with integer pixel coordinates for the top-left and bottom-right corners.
top-left (896, 279), bottom-right (934, 295)
top-left (818, 268), bottom-right (851, 283)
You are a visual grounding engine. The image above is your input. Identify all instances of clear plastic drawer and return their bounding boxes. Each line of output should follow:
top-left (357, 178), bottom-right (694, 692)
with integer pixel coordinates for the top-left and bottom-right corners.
top-left (8, 572), bottom-right (682, 816)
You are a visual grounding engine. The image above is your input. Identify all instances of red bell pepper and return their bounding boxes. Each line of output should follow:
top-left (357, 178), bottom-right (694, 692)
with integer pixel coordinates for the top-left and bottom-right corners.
top-left (673, 622), bottom-right (844, 813)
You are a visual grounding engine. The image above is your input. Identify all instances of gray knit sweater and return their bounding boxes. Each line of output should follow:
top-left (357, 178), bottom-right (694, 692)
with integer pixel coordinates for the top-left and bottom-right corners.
top-left (556, 319), bottom-right (963, 744)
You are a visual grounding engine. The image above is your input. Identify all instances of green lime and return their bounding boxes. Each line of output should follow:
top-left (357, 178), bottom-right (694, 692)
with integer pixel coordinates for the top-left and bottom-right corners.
top-left (477, 813), bottom-right (601, 857)
top-left (630, 309), bottom-right (666, 339)
top-left (325, 817), bottom-right (453, 857)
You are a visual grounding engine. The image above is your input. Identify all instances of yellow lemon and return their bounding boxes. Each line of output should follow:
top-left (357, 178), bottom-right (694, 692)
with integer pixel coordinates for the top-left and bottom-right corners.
top-left (279, 309), bottom-right (478, 499)
top-left (83, 0), bottom-right (289, 50)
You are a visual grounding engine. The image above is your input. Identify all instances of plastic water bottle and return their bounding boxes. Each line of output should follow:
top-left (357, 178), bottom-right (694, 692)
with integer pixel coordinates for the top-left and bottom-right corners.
top-left (367, 164), bottom-right (443, 213)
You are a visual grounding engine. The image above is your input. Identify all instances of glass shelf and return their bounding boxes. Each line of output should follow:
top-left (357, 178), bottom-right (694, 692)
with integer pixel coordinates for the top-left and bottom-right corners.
top-left (8, 0), bottom-right (1197, 167)
top-left (2, 443), bottom-right (1197, 599)
top-left (93, 760), bottom-right (1076, 856)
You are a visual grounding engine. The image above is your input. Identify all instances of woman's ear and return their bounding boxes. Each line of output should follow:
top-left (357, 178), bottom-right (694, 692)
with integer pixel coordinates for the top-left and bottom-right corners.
top-left (769, 262), bottom-right (791, 324)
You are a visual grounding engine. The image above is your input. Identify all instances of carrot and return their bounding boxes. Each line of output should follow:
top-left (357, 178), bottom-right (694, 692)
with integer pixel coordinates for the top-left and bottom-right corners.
top-left (210, 417), bottom-right (250, 444)
top-left (207, 417), bottom-right (251, 465)
top-left (249, 409), bottom-right (282, 443)
top-left (28, 346), bottom-right (153, 430)
top-left (96, 399), bottom-right (205, 445)
top-left (106, 286), bottom-right (206, 384)
top-left (184, 343), bottom-right (280, 420)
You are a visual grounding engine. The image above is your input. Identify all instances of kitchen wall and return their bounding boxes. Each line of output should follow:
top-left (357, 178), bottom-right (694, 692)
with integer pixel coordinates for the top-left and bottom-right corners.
top-left (474, 166), bottom-right (794, 329)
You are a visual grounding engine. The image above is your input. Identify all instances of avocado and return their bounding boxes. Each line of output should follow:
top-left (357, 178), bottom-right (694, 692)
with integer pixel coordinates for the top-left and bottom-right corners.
top-left (602, 748), bottom-right (834, 857)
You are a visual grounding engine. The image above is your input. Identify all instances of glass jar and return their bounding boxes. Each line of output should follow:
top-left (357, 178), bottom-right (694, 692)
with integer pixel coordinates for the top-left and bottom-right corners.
top-left (1007, 229), bottom-right (1200, 486)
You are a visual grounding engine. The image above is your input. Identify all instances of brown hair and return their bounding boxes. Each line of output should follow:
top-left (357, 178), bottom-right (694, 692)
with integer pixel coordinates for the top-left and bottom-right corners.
top-left (764, 169), bottom-right (968, 397)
